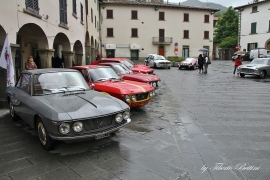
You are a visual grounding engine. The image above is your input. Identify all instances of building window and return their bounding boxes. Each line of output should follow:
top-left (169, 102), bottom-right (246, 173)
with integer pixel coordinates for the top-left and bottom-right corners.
top-left (91, 8), bottom-right (93, 22)
top-left (247, 43), bottom-right (258, 51)
top-left (85, 0), bottom-right (88, 15)
top-left (59, 0), bottom-right (68, 27)
top-left (183, 30), bottom-right (189, 39)
top-left (252, 6), bottom-right (258, 13)
top-left (251, 22), bottom-right (257, 34)
top-left (131, 28), bottom-right (138, 37)
top-left (80, 3), bottom-right (83, 22)
top-left (26, 0), bottom-right (39, 14)
top-left (184, 13), bottom-right (189, 22)
top-left (159, 12), bottom-right (165, 21)
top-left (107, 28), bottom-right (113, 37)
top-left (268, 20), bottom-right (270, 32)
top-left (107, 10), bottom-right (113, 19)
top-left (131, 10), bottom-right (137, 20)
top-left (72, 0), bottom-right (76, 14)
top-left (204, 31), bottom-right (209, 39)
top-left (204, 15), bottom-right (209, 23)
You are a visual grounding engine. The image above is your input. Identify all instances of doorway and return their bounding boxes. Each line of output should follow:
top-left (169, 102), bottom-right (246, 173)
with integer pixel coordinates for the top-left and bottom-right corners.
top-left (106, 50), bottom-right (115, 58)
top-left (130, 50), bottom-right (139, 60)
top-left (158, 46), bottom-right (164, 56)
top-left (182, 46), bottom-right (189, 58)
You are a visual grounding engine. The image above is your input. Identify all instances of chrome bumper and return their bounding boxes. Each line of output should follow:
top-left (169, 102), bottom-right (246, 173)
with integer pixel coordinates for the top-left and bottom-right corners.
top-left (49, 118), bottom-right (131, 141)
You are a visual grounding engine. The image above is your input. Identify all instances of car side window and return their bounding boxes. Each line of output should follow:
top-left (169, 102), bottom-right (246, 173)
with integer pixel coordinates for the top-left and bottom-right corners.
top-left (18, 74), bottom-right (31, 94)
top-left (78, 70), bottom-right (89, 82)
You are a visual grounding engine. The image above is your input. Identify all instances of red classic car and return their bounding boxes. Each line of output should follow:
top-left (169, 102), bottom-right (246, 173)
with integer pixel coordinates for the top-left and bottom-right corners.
top-left (178, 57), bottom-right (198, 70)
top-left (91, 58), bottom-right (155, 74)
top-left (71, 65), bottom-right (155, 108)
top-left (98, 63), bottom-right (161, 89)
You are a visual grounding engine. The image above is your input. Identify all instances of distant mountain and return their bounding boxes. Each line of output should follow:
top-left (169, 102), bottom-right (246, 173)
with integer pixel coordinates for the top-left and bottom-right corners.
top-left (181, 0), bottom-right (227, 12)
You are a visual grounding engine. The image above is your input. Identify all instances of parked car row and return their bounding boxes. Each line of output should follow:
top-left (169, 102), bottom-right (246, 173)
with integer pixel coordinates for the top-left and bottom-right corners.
top-left (7, 57), bottom-right (162, 150)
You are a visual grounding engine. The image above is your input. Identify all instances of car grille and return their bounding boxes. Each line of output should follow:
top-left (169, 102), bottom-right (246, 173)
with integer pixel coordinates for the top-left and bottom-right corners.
top-left (84, 115), bottom-right (115, 131)
top-left (136, 92), bottom-right (149, 101)
top-left (159, 62), bottom-right (170, 65)
top-left (241, 68), bottom-right (254, 73)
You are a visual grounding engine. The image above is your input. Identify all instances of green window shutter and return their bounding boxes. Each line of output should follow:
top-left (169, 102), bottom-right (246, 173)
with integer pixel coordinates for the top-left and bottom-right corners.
top-left (251, 22), bottom-right (257, 34)
top-left (255, 43), bottom-right (258, 49)
top-left (247, 43), bottom-right (250, 52)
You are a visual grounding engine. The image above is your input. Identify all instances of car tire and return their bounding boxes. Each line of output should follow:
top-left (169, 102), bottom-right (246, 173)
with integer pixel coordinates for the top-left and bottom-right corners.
top-left (240, 73), bottom-right (245, 78)
top-left (168, 66), bottom-right (170, 69)
top-left (9, 100), bottom-right (19, 121)
top-left (259, 71), bottom-right (266, 78)
top-left (37, 118), bottom-right (56, 150)
top-left (154, 63), bottom-right (157, 69)
top-left (193, 65), bottom-right (196, 70)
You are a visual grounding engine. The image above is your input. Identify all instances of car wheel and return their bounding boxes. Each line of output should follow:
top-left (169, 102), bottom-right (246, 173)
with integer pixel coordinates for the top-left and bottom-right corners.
top-left (37, 118), bottom-right (55, 150)
top-left (168, 66), bottom-right (171, 69)
top-left (240, 73), bottom-right (245, 78)
top-left (9, 100), bottom-right (19, 121)
top-left (154, 63), bottom-right (157, 69)
top-left (259, 71), bottom-right (266, 78)
top-left (193, 65), bottom-right (196, 70)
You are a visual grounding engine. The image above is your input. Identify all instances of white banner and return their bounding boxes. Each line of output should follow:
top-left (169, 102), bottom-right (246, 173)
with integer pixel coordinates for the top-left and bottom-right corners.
top-left (0, 34), bottom-right (15, 86)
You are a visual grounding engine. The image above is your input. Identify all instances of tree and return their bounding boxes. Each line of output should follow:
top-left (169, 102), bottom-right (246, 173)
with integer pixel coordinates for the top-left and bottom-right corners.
top-left (214, 6), bottom-right (238, 48)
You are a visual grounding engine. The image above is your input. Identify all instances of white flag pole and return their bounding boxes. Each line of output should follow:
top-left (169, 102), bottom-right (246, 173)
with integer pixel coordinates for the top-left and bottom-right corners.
top-left (0, 34), bottom-right (15, 87)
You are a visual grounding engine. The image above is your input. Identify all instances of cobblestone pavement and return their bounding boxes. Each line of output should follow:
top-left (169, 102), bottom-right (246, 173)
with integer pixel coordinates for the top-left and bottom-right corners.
top-left (0, 60), bottom-right (270, 180)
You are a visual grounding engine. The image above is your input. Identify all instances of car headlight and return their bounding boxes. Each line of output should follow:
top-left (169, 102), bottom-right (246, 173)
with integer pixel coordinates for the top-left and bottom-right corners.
top-left (125, 95), bottom-right (131, 103)
top-left (152, 82), bottom-right (157, 87)
top-left (73, 121), bottom-right (83, 132)
top-left (123, 111), bottom-right (130, 120)
top-left (115, 113), bottom-right (123, 123)
top-left (149, 91), bottom-right (155, 97)
top-left (131, 95), bottom-right (136, 101)
top-left (59, 123), bottom-right (70, 134)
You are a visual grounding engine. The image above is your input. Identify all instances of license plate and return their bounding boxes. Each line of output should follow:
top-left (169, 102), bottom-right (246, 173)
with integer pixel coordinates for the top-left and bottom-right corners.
top-left (95, 133), bottom-right (110, 140)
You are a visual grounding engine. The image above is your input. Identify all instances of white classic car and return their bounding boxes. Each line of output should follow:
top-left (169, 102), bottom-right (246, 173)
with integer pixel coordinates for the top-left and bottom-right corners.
top-left (146, 54), bottom-right (171, 69)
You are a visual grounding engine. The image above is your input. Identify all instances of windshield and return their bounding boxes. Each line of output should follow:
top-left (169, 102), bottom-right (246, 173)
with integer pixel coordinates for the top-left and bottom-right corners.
top-left (251, 58), bottom-right (270, 65)
top-left (33, 72), bottom-right (89, 95)
top-left (120, 64), bottom-right (133, 73)
top-left (122, 59), bottom-right (134, 68)
top-left (112, 64), bottom-right (129, 75)
top-left (88, 67), bottom-right (120, 82)
top-left (185, 58), bottom-right (194, 62)
top-left (156, 55), bottom-right (166, 60)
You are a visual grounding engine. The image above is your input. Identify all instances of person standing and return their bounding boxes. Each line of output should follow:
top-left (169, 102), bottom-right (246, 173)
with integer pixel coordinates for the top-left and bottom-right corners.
top-left (203, 54), bottom-right (209, 74)
top-left (34, 52), bottom-right (41, 69)
top-left (25, 56), bottom-right (37, 70)
top-left (198, 54), bottom-right (204, 73)
top-left (233, 55), bottom-right (242, 75)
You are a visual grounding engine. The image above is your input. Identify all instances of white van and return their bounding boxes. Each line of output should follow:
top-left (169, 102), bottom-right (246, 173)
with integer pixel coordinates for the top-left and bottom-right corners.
top-left (249, 49), bottom-right (270, 60)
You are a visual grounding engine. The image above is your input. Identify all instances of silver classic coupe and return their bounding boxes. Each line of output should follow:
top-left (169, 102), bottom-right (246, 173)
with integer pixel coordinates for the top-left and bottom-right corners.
top-left (237, 58), bottom-right (270, 78)
top-left (7, 69), bottom-right (131, 150)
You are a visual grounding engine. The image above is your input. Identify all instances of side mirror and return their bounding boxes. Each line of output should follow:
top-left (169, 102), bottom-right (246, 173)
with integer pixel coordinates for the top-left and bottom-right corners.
top-left (89, 84), bottom-right (95, 90)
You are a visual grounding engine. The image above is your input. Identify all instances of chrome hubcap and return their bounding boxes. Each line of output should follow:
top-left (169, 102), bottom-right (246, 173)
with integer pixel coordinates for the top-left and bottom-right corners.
top-left (38, 122), bottom-right (47, 145)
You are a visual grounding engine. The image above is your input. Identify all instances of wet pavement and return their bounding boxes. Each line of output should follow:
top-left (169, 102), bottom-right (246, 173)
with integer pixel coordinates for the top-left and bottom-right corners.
top-left (1, 60), bottom-right (270, 180)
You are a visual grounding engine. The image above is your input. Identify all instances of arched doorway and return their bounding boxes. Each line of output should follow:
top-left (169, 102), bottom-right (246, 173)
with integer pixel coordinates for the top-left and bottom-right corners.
top-left (73, 40), bottom-right (83, 65)
top-left (266, 40), bottom-right (270, 50)
top-left (85, 31), bottom-right (90, 65)
top-left (53, 33), bottom-right (71, 68)
top-left (158, 45), bottom-right (164, 56)
top-left (17, 23), bottom-right (48, 70)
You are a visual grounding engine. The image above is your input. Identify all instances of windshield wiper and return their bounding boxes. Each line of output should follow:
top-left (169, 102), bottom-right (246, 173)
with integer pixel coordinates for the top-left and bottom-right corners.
top-left (95, 78), bottom-right (109, 82)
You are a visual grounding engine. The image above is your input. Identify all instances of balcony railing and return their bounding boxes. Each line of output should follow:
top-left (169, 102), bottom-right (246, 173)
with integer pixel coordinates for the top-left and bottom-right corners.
top-left (152, 37), bottom-right (173, 44)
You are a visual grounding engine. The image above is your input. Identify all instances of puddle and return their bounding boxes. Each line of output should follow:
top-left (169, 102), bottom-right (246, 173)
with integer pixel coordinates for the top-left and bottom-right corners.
top-left (126, 124), bottom-right (152, 133)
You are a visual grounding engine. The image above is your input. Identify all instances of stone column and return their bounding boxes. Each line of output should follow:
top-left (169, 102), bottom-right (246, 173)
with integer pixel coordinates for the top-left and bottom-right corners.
top-left (85, 46), bottom-right (91, 65)
top-left (75, 53), bottom-right (83, 66)
top-left (91, 48), bottom-right (95, 64)
top-left (62, 51), bottom-right (75, 68)
top-left (37, 49), bottom-right (55, 68)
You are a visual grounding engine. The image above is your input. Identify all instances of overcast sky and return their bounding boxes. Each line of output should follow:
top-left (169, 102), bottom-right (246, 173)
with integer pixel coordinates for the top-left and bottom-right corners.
top-left (169, 0), bottom-right (252, 7)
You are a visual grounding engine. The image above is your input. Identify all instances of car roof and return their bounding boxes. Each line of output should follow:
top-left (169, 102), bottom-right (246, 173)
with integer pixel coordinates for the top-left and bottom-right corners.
top-left (22, 68), bottom-right (78, 75)
top-left (100, 58), bottom-right (128, 61)
top-left (72, 65), bottom-right (111, 69)
top-left (98, 62), bottom-right (121, 66)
